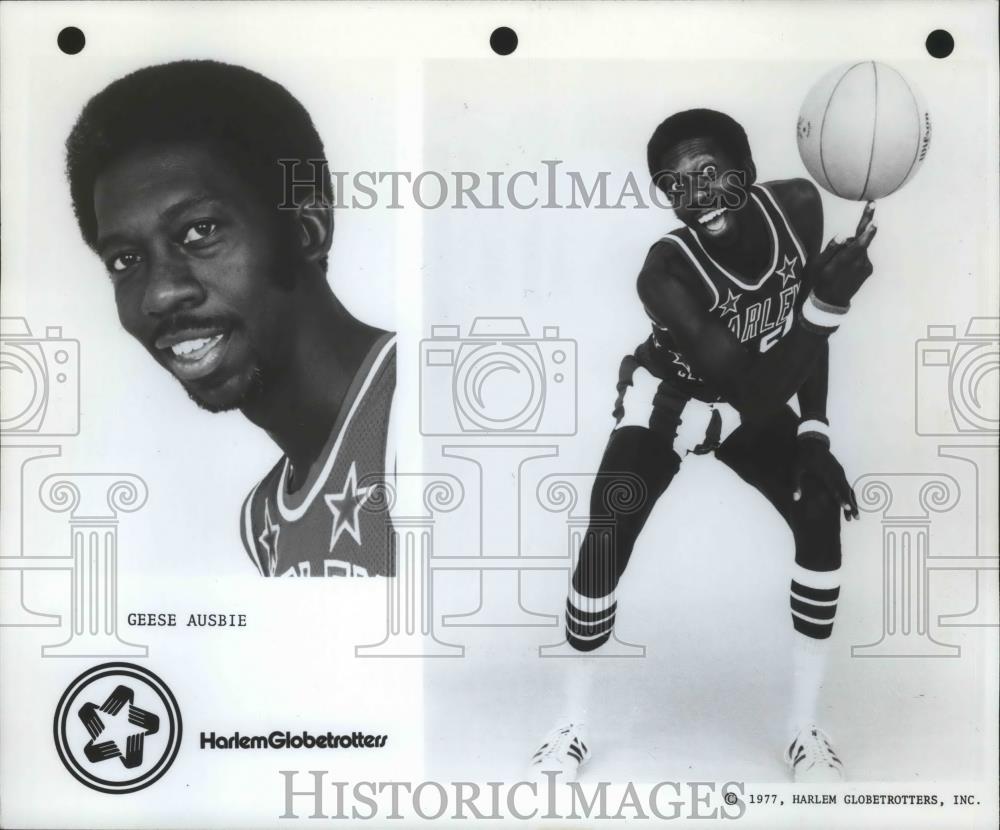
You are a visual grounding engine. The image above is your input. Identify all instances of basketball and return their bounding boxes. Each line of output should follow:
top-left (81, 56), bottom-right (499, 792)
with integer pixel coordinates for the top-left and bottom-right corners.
top-left (796, 62), bottom-right (931, 201)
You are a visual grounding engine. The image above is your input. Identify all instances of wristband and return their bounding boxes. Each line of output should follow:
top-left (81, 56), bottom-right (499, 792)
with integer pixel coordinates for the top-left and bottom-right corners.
top-left (798, 418), bottom-right (831, 446)
top-left (801, 291), bottom-right (849, 332)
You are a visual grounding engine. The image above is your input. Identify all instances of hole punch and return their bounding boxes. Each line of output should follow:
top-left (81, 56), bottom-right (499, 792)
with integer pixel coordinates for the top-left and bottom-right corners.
top-left (490, 27), bottom-right (518, 56)
top-left (925, 29), bottom-right (954, 59)
top-left (57, 26), bottom-right (86, 55)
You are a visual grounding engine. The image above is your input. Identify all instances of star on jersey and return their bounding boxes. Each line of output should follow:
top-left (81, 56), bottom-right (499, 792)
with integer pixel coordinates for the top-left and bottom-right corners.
top-left (719, 288), bottom-right (742, 316)
top-left (258, 502), bottom-right (281, 576)
top-left (324, 462), bottom-right (374, 550)
top-left (777, 255), bottom-right (799, 288)
top-left (668, 349), bottom-right (695, 379)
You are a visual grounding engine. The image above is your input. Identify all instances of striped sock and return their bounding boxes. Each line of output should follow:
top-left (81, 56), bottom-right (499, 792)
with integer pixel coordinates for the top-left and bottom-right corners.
top-left (565, 586), bottom-right (616, 652)
top-left (789, 565), bottom-right (840, 640)
top-left (788, 565), bottom-right (840, 733)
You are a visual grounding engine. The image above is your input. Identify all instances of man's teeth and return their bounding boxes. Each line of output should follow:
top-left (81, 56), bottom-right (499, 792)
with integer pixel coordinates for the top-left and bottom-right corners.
top-left (698, 208), bottom-right (726, 225)
top-left (170, 334), bottom-right (223, 358)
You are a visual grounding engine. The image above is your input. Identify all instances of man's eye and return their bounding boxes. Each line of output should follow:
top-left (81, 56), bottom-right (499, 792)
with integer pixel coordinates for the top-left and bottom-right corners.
top-left (181, 221), bottom-right (218, 244)
top-left (109, 252), bottom-right (142, 273)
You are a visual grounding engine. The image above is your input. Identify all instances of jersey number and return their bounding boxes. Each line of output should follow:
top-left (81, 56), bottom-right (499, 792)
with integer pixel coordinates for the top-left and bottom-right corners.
top-left (759, 314), bottom-right (793, 353)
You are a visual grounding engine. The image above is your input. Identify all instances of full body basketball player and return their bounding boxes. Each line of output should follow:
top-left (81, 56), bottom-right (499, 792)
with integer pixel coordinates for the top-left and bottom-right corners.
top-left (66, 61), bottom-right (395, 578)
top-left (529, 110), bottom-right (876, 781)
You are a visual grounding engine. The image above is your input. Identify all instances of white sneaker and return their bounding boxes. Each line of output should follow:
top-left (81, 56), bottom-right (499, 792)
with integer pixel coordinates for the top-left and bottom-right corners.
top-left (528, 722), bottom-right (591, 782)
top-left (786, 725), bottom-right (845, 782)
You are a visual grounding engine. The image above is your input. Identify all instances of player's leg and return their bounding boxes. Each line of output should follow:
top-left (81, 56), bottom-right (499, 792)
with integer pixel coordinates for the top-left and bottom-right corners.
top-left (531, 425), bottom-right (680, 779)
top-left (529, 362), bottom-right (683, 779)
top-left (715, 406), bottom-right (845, 781)
top-left (565, 424), bottom-right (681, 652)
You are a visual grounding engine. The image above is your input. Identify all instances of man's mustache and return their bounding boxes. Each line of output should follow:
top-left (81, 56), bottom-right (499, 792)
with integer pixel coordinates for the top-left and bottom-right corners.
top-left (152, 314), bottom-right (233, 345)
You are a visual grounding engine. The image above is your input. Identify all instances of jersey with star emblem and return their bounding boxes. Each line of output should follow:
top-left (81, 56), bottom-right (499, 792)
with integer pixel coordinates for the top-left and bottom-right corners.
top-left (635, 182), bottom-right (808, 401)
top-left (239, 333), bottom-right (396, 578)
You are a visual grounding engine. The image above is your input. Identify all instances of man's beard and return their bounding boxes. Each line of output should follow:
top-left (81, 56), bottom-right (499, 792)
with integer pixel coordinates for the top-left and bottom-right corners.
top-left (182, 363), bottom-right (267, 414)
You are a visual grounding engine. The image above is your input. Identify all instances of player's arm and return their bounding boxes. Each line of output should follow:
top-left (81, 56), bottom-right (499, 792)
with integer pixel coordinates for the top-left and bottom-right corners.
top-left (768, 178), bottom-right (831, 423)
top-left (796, 341), bottom-right (829, 424)
top-left (770, 179), bottom-right (859, 519)
top-left (637, 203), bottom-right (876, 421)
top-left (768, 177), bottom-right (824, 261)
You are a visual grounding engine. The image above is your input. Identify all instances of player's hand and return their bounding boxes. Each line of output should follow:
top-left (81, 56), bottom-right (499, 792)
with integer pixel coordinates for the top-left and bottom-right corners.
top-left (792, 435), bottom-right (860, 521)
top-left (810, 202), bottom-right (877, 309)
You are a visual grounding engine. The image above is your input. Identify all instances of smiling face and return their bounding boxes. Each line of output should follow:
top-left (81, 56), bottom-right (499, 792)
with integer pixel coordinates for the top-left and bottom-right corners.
top-left (93, 143), bottom-right (297, 412)
top-left (658, 136), bottom-right (753, 245)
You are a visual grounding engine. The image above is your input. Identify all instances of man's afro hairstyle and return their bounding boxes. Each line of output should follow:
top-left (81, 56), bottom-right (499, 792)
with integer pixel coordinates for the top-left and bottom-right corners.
top-left (66, 60), bottom-right (333, 251)
top-left (647, 109), bottom-right (754, 192)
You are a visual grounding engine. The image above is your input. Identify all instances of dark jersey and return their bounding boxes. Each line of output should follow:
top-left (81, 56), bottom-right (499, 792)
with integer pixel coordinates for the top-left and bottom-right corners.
top-left (636, 183), bottom-right (810, 402)
top-left (239, 333), bottom-right (396, 578)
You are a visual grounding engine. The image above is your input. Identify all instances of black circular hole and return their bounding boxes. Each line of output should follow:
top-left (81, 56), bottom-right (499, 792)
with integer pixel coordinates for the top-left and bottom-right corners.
top-left (57, 26), bottom-right (86, 55)
top-left (490, 26), bottom-right (518, 56)
top-left (925, 29), bottom-right (954, 59)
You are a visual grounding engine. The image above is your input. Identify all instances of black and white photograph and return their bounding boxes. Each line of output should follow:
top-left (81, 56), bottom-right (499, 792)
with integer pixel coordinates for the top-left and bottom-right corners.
top-left (1, 2), bottom-right (997, 828)
top-left (68, 59), bottom-right (397, 579)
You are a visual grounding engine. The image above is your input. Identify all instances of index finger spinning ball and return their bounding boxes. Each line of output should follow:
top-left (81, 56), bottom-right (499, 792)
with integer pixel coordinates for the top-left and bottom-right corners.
top-left (797, 61), bottom-right (932, 201)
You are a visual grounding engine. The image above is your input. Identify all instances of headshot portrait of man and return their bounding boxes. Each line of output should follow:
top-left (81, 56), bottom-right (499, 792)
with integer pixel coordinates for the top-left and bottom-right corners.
top-left (65, 60), bottom-right (396, 579)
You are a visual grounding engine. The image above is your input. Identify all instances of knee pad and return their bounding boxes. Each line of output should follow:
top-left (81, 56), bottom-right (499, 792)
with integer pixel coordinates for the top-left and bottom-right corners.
top-left (792, 478), bottom-right (842, 572)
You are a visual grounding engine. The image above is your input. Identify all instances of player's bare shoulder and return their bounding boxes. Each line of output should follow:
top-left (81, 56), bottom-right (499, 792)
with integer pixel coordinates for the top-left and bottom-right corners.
top-left (763, 178), bottom-right (823, 258)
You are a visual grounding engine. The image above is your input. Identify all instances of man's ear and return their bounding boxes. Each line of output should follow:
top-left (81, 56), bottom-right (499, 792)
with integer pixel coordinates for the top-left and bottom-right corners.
top-left (744, 158), bottom-right (758, 186)
top-left (295, 200), bottom-right (334, 263)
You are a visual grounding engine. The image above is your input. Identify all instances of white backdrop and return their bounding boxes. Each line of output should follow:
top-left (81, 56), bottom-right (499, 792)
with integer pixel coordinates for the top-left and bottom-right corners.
top-left (418, 30), bottom-right (998, 786)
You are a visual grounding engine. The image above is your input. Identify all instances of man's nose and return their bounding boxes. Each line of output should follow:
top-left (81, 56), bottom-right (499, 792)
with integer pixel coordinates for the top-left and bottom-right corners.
top-left (692, 178), bottom-right (716, 209)
top-left (141, 252), bottom-right (205, 317)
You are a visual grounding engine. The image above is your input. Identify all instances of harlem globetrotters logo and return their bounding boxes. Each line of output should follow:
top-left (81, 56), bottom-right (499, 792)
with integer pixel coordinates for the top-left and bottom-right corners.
top-left (53, 663), bottom-right (182, 794)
